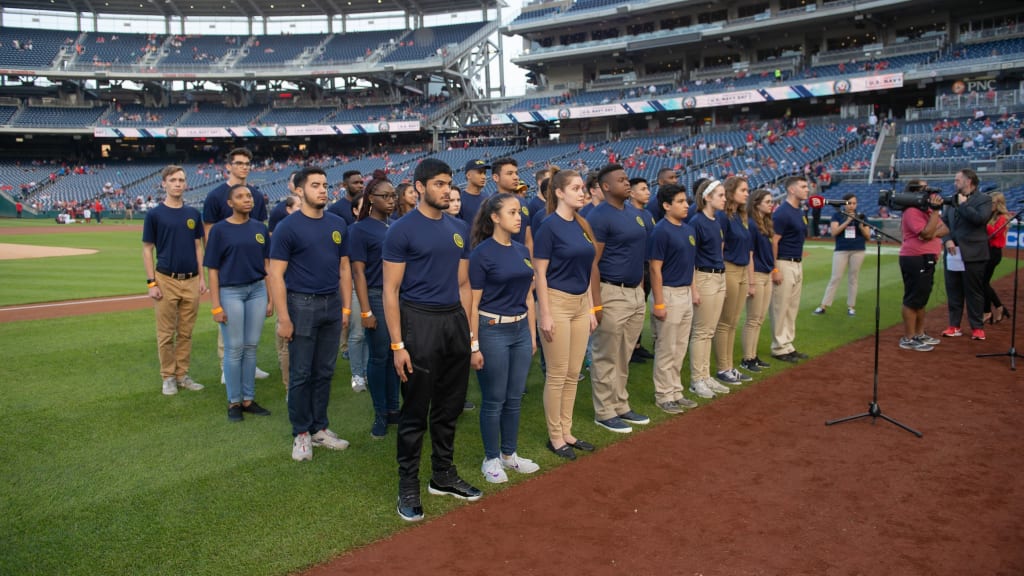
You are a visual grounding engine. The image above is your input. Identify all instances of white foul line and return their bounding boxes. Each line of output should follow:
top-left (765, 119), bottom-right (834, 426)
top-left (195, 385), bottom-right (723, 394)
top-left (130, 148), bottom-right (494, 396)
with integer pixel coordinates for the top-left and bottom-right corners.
top-left (0, 295), bottom-right (149, 313)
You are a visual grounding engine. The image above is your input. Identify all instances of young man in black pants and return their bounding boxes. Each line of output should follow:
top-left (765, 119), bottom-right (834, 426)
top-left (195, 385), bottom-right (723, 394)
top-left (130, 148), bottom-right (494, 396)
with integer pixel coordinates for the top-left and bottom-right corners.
top-left (383, 158), bottom-right (481, 522)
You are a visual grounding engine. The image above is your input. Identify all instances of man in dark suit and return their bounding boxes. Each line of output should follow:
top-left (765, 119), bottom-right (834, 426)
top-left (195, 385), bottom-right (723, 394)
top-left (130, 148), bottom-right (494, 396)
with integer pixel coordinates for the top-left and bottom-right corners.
top-left (940, 168), bottom-right (993, 340)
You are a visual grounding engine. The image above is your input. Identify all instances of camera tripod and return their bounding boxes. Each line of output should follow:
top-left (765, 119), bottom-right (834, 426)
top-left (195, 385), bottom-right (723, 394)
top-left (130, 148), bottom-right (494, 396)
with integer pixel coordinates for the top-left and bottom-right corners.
top-left (826, 212), bottom-right (922, 437)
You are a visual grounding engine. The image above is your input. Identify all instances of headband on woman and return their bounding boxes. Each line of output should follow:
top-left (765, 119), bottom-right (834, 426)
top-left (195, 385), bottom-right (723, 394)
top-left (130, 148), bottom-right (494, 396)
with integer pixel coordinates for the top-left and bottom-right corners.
top-left (702, 180), bottom-right (722, 198)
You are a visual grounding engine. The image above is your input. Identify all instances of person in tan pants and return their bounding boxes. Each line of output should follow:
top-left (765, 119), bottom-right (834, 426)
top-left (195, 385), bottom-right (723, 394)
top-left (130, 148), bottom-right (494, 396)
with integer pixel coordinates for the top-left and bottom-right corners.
top-left (535, 169), bottom-right (598, 460)
top-left (712, 176), bottom-right (754, 385)
top-left (769, 176), bottom-right (810, 362)
top-left (740, 189), bottom-right (776, 373)
top-left (688, 179), bottom-right (731, 399)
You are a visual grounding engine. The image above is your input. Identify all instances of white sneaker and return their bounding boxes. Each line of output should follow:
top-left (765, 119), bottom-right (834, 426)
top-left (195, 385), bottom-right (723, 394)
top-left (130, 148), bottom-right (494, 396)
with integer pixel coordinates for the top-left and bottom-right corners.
top-left (177, 375), bottom-right (204, 391)
top-left (705, 377), bottom-right (730, 394)
top-left (311, 429), bottom-right (350, 451)
top-left (481, 457), bottom-right (508, 484)
top-left (689, 378), bottom-right (715, 399)
top-left (351, 375), bottom-right (367, 393)
top-left (500, 452), bottom-right (540, 474)
top-left (255, 366), bottom-right (270, 379)
top-left (221, 371), bottom-right (226, 385)
top-left (161, 376), bottom-right (178, 396)
top-left (292, 432), bottom-right (312, 461)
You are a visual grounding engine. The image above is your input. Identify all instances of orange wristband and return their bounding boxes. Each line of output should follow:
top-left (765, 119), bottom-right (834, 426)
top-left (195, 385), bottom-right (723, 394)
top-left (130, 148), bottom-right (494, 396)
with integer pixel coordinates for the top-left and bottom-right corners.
top-left (653, 303), bottom-right (666, 310)
top-left (390, 341), bottom-right (405, 351)
top-left (360, 311), bottom-right (373, 318)
top-left (342, 307), bottom-right (351, 315)
top-left (211, 307), bottom-right (223, 315)
top-left (591, 305), bottom-right (603, 313)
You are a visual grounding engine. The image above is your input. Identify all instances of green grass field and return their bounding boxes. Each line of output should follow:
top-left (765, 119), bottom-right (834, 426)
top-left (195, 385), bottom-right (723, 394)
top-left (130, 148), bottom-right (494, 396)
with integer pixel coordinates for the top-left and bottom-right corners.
top-left (0, 224), bottom-right (1016, 575)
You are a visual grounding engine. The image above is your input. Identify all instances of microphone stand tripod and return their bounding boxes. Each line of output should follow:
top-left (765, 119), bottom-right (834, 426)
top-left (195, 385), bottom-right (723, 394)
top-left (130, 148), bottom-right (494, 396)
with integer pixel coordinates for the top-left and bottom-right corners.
top-left (826, 211), bottom-right (923, 437)
top-left (976, 206), bottom-right (1023, 370)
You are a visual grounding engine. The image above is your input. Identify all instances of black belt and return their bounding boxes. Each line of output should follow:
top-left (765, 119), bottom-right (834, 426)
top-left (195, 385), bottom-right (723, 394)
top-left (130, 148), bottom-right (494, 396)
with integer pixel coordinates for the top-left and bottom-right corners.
top-left (287, 290), bottom-right (337, 298)
top-left (777, 257), bottom-right (802, 263)
top-left (156, 268), bottom-right (198, 280)
top-left (601, 280), bottom-right (640, 289)
top-left (696, 266), bottom-right (725, 274)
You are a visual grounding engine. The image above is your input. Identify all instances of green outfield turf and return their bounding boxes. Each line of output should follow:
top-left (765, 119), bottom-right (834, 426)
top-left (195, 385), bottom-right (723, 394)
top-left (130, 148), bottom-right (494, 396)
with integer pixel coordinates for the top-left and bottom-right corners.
top-left (0, 226), bottom-right (1017, 575)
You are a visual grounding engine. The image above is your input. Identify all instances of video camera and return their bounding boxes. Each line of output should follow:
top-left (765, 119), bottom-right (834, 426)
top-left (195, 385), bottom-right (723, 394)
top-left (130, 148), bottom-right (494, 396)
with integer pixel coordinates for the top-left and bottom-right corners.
top-left (878, 186), bottom-right (953, 211)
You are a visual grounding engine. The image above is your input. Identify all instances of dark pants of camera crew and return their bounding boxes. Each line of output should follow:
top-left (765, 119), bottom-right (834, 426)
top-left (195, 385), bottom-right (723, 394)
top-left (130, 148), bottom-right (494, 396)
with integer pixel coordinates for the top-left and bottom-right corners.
top-left (945, 260), bottom-right (988, 331)
top-left (396, 301), bottom-right (471, 495)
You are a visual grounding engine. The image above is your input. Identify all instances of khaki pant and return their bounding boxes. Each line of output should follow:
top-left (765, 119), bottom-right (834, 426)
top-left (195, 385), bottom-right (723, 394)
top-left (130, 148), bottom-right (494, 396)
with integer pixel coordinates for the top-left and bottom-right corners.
top-left (820, 250), bottom-right (866, 309)
top-left (591, 283), bottom-right (646, 420)
top-left (652, 285), bottom-right (693, 404)
top-left (276, 320), bottom-right (290, 389)
top-left (769, 260), bottom-right (803, 355)
top-left (713, 261), bottom-right (749, 372)
top-left (154, 273), bottom-right (200, 379)
top-left (742, 272), bottom-right (773, 360)
top-left (540, 289), bottom-right (590, 443)
top-left (690, 271), bottom-right (726, 380)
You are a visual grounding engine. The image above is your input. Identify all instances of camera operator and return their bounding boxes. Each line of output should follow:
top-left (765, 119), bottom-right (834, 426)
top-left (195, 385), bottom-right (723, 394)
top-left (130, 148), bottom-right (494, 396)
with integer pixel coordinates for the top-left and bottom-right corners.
top-left (898, 180), bottom-right (948, 351)
top-left (940, 168), bottom-right (993, 340)
top-left (814, 193), bottom-right (871, 317)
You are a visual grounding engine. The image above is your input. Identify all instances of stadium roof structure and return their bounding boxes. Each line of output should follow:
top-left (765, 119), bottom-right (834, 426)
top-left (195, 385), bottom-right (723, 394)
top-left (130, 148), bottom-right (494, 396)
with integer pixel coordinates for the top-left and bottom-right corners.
top-left (2, 0), bottom-right (504, 19)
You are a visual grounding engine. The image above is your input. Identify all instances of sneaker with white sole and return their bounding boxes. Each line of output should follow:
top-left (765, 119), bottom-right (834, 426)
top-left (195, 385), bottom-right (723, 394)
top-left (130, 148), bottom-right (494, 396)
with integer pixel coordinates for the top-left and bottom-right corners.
top-left (899, 337), bottom-right (933, 352)
top-left (254, 366), bottom-right (270, 379)
top-left (915, 333), bottom-right (940, 346)
top-left (689, 378), bottom-right (715, 399)
top-left (676, 397), bottom-right (699, 409)
top-left (657, 400), bottom-right (684, 414)
top-left (595, 416), bottom-right (633, 433)
top-left (292, 432), bottom-right (312, 461)
top-left (847, 307), bottom-right (856, 316)
top-left (311, 429), bottom-right (350, 450)
top-left (705, 377), bottom-right (730, 394)
top-left (221, 371), bottom-right (226, 385)
top-left (500, 453), bottom-right (540, 474)
top-left (351, 375), bottom-right (367, 393)
top-left (481, 457), bottom-right (509, 484)
top-left (813, 306), bottom-right (826, 315)
top-left (729, 368), bottom-right (752, 382)
top-left (177, 375), bottom-right (204, 391)
top-left (161, 376), bottom-right (178, 396)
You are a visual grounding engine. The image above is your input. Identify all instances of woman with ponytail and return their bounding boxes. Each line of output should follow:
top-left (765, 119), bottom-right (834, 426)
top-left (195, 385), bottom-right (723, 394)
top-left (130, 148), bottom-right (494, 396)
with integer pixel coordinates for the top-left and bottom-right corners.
top-left (468, 193), bottom-right (540, 483)
top-left (533, 169), bottom-right (598, 460)
top-left (740, 188), bottom-right (775, 373)
top-left (349, 169), bottom-right (400, 438)
top-left (688, 179), bottom-right (731, 400)
top-left (712, 176), bottom-right (754, 384)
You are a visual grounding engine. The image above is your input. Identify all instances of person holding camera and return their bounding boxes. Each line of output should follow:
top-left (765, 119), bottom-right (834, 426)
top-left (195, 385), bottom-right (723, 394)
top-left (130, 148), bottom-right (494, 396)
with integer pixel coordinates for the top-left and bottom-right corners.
top-left (898, 180), bottom-right (948, 352)
top-left (940, 169), bottom-right (993, 340)
top-left (814, 194), bottom-right (871, 317)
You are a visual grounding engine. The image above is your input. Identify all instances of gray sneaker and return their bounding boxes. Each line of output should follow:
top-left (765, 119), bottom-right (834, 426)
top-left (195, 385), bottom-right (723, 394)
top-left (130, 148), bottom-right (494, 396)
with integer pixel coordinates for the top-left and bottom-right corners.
top-left (915, 334), bottom-right (940, 346)
top-left (899, 337), bottom-right (933, 352)
top-left (657, 400), bottom-right (684, 414)
top-left (676, 397), bottom-right (699, 409)
top-left (177, 375), bottom-right (204, 391)
top-left (705, 377), bottom-right (730, 394)
top-left (161, 376), bottom-right (178, 396)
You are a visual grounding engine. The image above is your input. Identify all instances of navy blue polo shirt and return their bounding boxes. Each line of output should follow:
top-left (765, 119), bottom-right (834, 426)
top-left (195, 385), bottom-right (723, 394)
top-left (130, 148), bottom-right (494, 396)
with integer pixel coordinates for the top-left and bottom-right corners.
top-left (528, 196), bottom-right (547, 239)
top-left (459, 190), bottom-right (490, 227)
top-left (327, 196), bottom-right (356, 226)
top-left (646, 195), bottom-right (665, 222)
top-left (383, 211), bottom-right (469, 307)
top-left (269, 211), bottom-right (348, 294)
top-left (348, 217), bottom-right (388, 289)
top-left (772, 201), bottom-right (807, 259)
top-left (690, 212), bottom-right (725, 269)
top-left (586, 201), bottom-right (647, 286)
top-left (512, 200), bottom-right (531, 246)
top-left (469, 238), bottom-right (534, 316)
top-left (533, 213), bottom-right (595, 295)
top-left (718, 210), bottom-right (752, 266)
top-left (649, 219), bottom-right (696, 287)
top-left (749, 218), bottom-right (775, 274)
top-left (579, 203), bottom-right (596, 218)
top-left (832, 211), bottom-right (867, 251)
top-left (142, 203), bottom-right (203, 274)
top-left (203, 219), bottom-right (269, 286)
top-left (203, 182), bottom-right (268, 224)
top-left (268, 200), bottom-right (290, 233)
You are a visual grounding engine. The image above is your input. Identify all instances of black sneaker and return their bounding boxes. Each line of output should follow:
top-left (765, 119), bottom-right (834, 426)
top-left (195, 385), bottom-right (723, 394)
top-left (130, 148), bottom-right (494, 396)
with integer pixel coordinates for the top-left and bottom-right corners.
top-left (771, 352), bottom-right (800, 363)
top-left (227, 404), bottom-right (243, 422)
top-left (740, 358), bottom-right (762, 373)
top-left (634, 345), bottom-right (654, 359)
top-left (618, 410), bottom-right (650, 425)
top-left (791, 351), bottom-right (809, 360)
top-left (428, 478), bottom-right (482, 501)
top-left (371, 415), bottom-right (387, 439)
top-left (397, 493), bottom-right (424, 522)
top-left (754, 356), bottom-right (771, 368)
top-left (241, 402), bottom-right (271, 416)
top-left (629, 350), bottom-right (647, 364)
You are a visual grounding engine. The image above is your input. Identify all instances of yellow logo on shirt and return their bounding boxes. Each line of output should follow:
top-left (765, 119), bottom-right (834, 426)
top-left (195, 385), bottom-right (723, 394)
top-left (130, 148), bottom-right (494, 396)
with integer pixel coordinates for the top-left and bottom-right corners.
top-left (803, 216), bottom-right (808, 225)
top-left (689, 235), bottom-right (696, 246)
top-left (522, 206), bottom-right (530, 216)
top-left (524, 258), bottom-right (533, 269)
top-left (583, 232), bottom-right (593, 244)
top-left (186, 218), bottom-right (196, 230)
top-left (636, 216), bottom-right (644, 227)
top-left (332, 231), bottom-right (342, 245)
top-left (454, 233), bottom-right (465, 248)
top-left (720, 229), bottom-right (724, 239)
top-left (255, 233), bottom-right (265, 245)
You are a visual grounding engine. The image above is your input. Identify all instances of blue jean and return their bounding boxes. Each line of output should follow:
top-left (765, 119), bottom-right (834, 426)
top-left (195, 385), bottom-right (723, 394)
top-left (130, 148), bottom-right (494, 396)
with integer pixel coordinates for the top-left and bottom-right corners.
top-left (476, 316), bottom-right (532, 459)
top-left (366, 288), bottom-right (400, 416)
top-left (219, 281), bottom-right (267, 404)
top-left (348, 289), bottom-right (368, 378)
top-left (286, 291), bottom-right (342, 436)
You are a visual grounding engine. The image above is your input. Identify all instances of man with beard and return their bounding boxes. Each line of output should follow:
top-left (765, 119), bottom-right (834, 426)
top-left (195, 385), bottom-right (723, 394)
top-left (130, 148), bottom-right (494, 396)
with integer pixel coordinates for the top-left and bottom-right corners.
top-left (327, 170), bottom-right (365, 226)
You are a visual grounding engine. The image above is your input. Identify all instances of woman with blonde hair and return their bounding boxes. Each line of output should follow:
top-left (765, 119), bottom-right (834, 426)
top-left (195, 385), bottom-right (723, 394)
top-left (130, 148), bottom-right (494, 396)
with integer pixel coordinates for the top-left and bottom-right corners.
top-left (983, 191), bottom-right (1011, 323)
top-left (740, 188), bottom-right (776, 372)
top-left (712, 176), bottom-right (754, 384)
top-left (688, 179), bottom-right (731, 399)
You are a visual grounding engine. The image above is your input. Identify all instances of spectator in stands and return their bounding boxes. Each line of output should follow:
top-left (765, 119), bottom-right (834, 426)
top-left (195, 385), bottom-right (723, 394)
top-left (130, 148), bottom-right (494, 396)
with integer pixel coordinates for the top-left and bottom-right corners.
top-left (94, 200), bottom-right (103, 224)
top-left (814, 194), bottom-right (871, 317)
top-left (769, 176), bottom-right (811, 363)
top-left (458, 159), bottom-right (490, 226)
top-left (268, 166), bottom-right (352, 461)
top-left (351, 170), bottom-right (400, 439)
top-left (468, 192), bottom-right (540, 484)
top-left (204, 184), bottom-right (273, 422)
top-left (586, 164), bottom-right (650, 434)
top-left (142, 165), bottom-right (207, 396)
top-left (941, 168), bottom-right (993, 340)
top-left (741, 188), bottom-right (775, 372)
top-left (898, 180), bottom-right (946, 351)
top-left (982, 192), bottom-right (1011, 324)
top-left (712, 176), bottom-right (754, 385)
